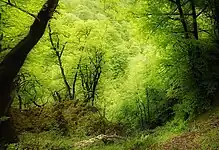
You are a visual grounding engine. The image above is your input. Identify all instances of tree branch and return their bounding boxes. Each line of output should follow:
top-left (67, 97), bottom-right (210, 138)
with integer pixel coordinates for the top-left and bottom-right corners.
top-left (169, 0), bottom-right (176, 4)
top-left (60, 42), bottom-right (67, 57)
top-left (0, 0), bottom-right (39, 20)
top-left (196, 5), bottom-right (208, 17)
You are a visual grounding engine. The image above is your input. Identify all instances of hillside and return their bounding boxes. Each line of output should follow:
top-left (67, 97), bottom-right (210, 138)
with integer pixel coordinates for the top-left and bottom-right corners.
top-left (84, 106), bottom-right (219, 150)
top-left (6, 103), bottom-right (219, 150)
top-left (154, 107), bottom-right (219, 150)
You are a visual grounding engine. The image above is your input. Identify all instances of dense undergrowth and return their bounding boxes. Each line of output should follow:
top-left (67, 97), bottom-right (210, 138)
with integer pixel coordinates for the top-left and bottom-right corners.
top-left (6, 101), bottom-right (219, 150)
top-left (7, 101), bottom-right (125, 149)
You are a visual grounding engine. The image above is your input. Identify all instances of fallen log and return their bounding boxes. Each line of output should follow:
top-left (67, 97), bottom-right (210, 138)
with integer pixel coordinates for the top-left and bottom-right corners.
top-left (73, 134), bottom-right (125, 148)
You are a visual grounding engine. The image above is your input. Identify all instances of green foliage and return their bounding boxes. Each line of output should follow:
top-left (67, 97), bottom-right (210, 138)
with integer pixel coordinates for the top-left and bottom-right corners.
top-left (7, 132), bottom-right (73, 150)
top-left (0, 116), bottom-right (10, 122)
top-left (2, 0), bottom-right (219, 148)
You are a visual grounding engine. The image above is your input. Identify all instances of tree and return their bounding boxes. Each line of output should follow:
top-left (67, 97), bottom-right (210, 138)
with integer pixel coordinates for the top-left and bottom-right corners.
top-left (48, 24), bottom-right (83, 101)
top-left (80, 48), bottom-right (104, 106)
top-left (48, 24), bottom-right (72, 100)
top-left (0, 0), bottom-right (59, 144)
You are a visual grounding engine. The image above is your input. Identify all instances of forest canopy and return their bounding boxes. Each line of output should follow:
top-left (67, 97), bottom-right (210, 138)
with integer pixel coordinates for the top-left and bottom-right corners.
top-left (0, 0), bottom-right (219, 149)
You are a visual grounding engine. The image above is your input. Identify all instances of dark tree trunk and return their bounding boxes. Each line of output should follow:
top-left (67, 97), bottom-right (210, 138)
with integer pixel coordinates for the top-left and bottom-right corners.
top-left (190, 0), bottom-right (198, 40)
top-left (136, 99), bottom-right (144, 129)
top-left (57, 54), bottom-right (72, 100)
top-left (189, 0), bottom-right (201, 85)
top-left (48, 25), bottom-right (72, 100)
top-left (211, 0), bottom-right (219, 103)
top-left (175, 0), bottom-right (189, 39)
top-left (0, 0), bottom-right (59, 144)
top-left (80, 52), bottom-right (103, 106)
top-left (17, 93), bottom-right (22, 110)
top-left (213, 0), bottom-right (219, 38)
top-left (72, 62), bottom-right (80, 100)
top-left (146, 88), bottom-right (150, 122)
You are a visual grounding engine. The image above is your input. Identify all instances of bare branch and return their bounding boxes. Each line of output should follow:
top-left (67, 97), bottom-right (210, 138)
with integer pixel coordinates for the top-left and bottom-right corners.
top-left (30, 99), bottom-right (48, 108)
top-left (60, 42), bottom-right (67, 57)
top-left (0, 0), bottom-right (39, 20)
top-left (169, 0), bottom-right (176, 4)
top-left (48, 24), bottom-right (72, 100)
top-left (56, 35), bottom-right (60, 49)
top-left (48, 23), bottom-right (56, 51)
top-left (143, 13), bottom-right (193, 16)
top-left (196, 5), bottom-right (208, 17)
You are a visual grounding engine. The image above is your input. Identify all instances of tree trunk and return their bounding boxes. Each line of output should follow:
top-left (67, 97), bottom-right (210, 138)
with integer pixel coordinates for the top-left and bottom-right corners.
top-left (213, 0), bottom-right (219, 38)
top-left (48, 25), bottom-right (72, 100)
top-left (72, 62), bottom-right (80, 100)
top-left (190, 0), bottom-right (198, 40)
top-left (175, 0), bottom-right (189, 39)
top-left (0, 0), bottom-right (59, 144)
top-left (57, 54), bottom-right (72, 100)
top-left (146, 88), bottom-right (150, 122)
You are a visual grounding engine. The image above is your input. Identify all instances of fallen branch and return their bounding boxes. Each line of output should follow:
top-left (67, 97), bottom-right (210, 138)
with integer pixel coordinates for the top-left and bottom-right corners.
top-left (73, 134), bottom-right (125, 148)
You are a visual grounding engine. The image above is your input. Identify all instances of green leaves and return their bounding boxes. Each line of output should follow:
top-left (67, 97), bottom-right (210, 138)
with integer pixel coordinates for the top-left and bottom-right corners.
top-left (0, 116), bottom-right (10, 122)
top-left (2, 0), bottom-right (216, 131)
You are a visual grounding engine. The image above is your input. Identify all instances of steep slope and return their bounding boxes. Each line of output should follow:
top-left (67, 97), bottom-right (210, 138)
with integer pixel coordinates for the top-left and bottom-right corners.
top-left (153, 107), bottom-right (219, 150)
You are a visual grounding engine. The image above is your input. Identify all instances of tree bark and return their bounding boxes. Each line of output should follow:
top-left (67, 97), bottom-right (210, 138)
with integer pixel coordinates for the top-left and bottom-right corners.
top-left (175, 0), bottom-right (190, 39)
top-left (190, 0), bottom-right (198, 40)
top-left (0, 0), bottom-right (59, 144)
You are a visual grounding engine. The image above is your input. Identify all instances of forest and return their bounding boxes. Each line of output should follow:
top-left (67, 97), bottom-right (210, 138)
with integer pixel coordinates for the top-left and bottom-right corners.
top-left (1, 0), bottom-right (219, 149)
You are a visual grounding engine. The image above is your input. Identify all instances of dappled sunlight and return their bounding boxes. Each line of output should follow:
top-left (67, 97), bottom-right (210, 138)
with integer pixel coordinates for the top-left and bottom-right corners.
top-left (1, 0), bottom-right (219, 149)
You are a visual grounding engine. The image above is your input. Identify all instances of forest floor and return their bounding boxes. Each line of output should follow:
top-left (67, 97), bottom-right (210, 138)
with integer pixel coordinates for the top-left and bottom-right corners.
top-left (82, 106), bottom-right (219, 150)
top-left (151, 107), bottom-right (219, 150)
top-left (7, 102), bottom-right (219, 150)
